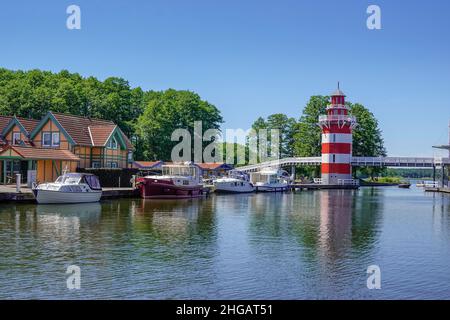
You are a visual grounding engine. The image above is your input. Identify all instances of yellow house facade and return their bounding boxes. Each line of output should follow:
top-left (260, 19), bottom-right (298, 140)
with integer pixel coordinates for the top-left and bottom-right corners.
top-left (0, 112), bottom-right (133, 184)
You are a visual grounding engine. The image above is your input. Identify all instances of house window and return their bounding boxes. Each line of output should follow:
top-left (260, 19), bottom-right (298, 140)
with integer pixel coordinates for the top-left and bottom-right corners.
top-left (109, 162), bottom-right (118, 168)
top-left (108, 137), bottom-right (118, 149)
top-left (92, 161), bottom-right (101, 169)
top-left (52, 132), bottom-right (60, 147)
top-left (42, 132), bottom-right (52, 147)
top-left (12, 132), bottom-right (21, 145)
top-left (42, 132), bottom-right (60, 147)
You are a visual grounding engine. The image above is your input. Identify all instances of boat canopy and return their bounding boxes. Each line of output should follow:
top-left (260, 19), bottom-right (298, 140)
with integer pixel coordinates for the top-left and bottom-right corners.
top-left (55, 173), bottom-right (101, 190)
top-left (83, 174), bottom-right (102, 190)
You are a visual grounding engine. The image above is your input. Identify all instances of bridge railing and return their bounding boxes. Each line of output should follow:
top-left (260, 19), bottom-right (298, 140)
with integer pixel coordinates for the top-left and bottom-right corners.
top-left (237, 156), bottom-right (449, 172)
top-left (237, 157), bottom-right (322, 172)
top-left (352, 157), bottom-right (438, 167)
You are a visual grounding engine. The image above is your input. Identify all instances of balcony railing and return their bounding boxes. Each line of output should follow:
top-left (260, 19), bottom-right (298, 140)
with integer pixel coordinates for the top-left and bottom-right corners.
top-left (318, 115), bottom-right (357, 123)
top-left (326, 104), bottom-right (349, 110)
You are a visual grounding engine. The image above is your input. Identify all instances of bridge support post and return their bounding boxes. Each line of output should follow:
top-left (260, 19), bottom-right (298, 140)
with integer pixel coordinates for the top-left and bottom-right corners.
top-left (291, 165), bottom-right (296, 182)
top-left (433, 165), bottom-right (436, 184)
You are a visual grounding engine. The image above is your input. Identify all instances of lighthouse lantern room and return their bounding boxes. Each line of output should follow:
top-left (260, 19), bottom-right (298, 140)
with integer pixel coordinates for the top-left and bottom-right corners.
top-left (318, 84), bottom-right (357, 185)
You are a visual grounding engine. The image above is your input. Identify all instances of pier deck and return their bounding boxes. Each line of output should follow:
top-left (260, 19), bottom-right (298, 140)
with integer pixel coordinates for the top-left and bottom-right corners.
top-left (424, 187), bottom-right (450, 194)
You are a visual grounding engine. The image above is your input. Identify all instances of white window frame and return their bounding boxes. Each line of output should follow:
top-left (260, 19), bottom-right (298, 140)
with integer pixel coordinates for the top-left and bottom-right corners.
top-left (92, 161), bottom-right (101, 169)
top-left (52, 132), bottom-right (60, 147)
top-left (42, 132), bottom-right (52, 147)
top-left (109, 162), bottom-right (118, 168)
top-left (108, 137), bottom-right (118, 150)
top-left (12, 132), bottom-right (21, 145)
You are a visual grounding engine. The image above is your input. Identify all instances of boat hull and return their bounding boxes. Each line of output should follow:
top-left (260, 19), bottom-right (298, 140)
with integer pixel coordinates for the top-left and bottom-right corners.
top-left (137, 179), bottom-right (203, 199)
top-left (255, 184), bottom-right (289, 192)
top-left (214, 185), bottom-right (255, 193)
top-left (34, 189), bottom-right (102, 204)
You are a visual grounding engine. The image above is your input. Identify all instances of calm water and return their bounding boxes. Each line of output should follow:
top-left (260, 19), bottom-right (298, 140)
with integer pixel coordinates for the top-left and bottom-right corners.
top-left (1, 187), bottom-right (450, 299)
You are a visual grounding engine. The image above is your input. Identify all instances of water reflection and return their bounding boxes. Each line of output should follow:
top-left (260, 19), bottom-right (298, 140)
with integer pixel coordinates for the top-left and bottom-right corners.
top-left (1, 188), bottom-right (450, 299)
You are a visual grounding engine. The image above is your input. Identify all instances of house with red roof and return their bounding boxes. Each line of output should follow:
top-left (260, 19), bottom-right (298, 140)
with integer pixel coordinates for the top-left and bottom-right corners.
top-left (0, 112), bottom-right (133, 184)
top-left (195, 162), bottom-right (234, 178)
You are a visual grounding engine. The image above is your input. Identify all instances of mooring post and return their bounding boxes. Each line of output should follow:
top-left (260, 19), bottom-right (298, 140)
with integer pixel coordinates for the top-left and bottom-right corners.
top-left (16, 174), bottom-right (21, 193)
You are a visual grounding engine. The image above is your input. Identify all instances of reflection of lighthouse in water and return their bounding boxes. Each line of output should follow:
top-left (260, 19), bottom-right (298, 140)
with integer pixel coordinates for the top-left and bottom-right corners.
top-left (318, 190), bottom-right (353, 255)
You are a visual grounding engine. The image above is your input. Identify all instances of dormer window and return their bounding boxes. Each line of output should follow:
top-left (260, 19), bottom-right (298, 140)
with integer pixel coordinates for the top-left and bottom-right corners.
top-left (42, 132), bottom-right (60, 147)
top-left (12, 132), bottom-right (21, 145)
top-left (108, 137), bottom-right (118, 149)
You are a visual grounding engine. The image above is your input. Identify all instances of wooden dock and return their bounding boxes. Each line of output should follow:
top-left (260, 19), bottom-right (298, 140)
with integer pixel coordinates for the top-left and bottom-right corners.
top-left (0, 185), bottom-right (139, 203)
top-left (424, 187), bottom-right (450, 194)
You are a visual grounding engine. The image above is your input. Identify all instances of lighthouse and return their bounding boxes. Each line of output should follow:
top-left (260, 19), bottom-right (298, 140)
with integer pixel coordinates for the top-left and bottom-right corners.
top-left (318, 84), bottom-right (357, 185)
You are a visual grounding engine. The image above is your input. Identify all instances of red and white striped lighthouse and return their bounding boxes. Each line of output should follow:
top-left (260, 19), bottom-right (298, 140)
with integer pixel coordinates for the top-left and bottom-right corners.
top-left (318, 84), bottom-right (357, 185)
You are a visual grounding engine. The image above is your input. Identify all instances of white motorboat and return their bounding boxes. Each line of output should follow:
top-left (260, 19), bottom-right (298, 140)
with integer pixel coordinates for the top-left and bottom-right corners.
top-left (32, 173), bottom-right (102, 204)
top-left (250, 167), bottom-right (291, 192)
top-left (213, 171), bottom-right (255, 193)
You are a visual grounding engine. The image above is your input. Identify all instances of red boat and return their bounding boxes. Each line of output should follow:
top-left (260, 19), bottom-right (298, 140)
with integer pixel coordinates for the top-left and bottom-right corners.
top-left (136, 162), bottom-right (204, 199)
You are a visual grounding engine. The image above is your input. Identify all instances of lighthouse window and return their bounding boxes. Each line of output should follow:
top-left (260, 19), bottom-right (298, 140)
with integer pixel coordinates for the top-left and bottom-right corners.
top-left (333, 155), bottom-right (336, 163)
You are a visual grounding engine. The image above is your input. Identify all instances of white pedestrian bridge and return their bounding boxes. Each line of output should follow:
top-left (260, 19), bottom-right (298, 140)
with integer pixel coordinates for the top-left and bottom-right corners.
top-left (237, 156), bottom-right (450, 172)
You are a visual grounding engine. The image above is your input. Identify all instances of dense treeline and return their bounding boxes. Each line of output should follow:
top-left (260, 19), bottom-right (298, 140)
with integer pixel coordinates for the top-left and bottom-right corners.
top-left (0, 68), bottom-right (222, 161)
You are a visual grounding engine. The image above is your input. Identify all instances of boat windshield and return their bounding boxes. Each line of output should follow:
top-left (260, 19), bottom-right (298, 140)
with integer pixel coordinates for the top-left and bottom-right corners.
top-left (55, 174), bottom-right (82, 184)
top-left (162, 166), bottom-right (196, 177)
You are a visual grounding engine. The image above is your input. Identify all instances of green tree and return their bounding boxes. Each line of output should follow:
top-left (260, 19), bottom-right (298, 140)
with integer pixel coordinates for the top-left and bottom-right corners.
top-left (135, 89), bottom-right (223, 161)
top-left (248, 114), bottom-right (297, 162)
top-left (294, 96), bottom-right (328, 157)
top-left (349, 103), bottom-right (386, 157)
top-left (266, 113), bottom-right (297, 158)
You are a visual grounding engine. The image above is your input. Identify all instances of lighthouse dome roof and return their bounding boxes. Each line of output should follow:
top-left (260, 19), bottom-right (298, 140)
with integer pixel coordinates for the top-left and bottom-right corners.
top-left (331, 88), bottom-right (346, 97)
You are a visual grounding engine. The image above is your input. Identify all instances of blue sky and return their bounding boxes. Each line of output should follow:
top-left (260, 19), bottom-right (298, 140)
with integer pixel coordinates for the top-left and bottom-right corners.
top-left (0, 0), bottom-right (449, 156)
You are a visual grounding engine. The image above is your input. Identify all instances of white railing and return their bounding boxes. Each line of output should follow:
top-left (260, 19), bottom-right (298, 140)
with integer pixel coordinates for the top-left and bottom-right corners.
top-left (338, 179), bottom-right (360, 186)
top-left (352, 157), bottom-right (439, 167)
top-left (237, 156), bottom-right (449, 172)
top-left (326, 104), bottom-right (349, 110)
top-left (318, 115), bottom-right (357, 123)
top-left (238, 157), bottom-right (321, 172)
top-left (424, 181), bottom-right (439, 188)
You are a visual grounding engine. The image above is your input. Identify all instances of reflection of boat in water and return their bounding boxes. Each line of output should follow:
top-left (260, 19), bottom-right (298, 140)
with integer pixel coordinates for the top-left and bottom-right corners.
top-left (250, 168), bottom-right (291, 192)
top-left (136, 162), bottom-right (204, 199)
top-left (32, 173), bottom-right (102, 204)
top-left (213, 171), bottom-right (255, 193)
top-left (36, 202), bottom-right (102, 218)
